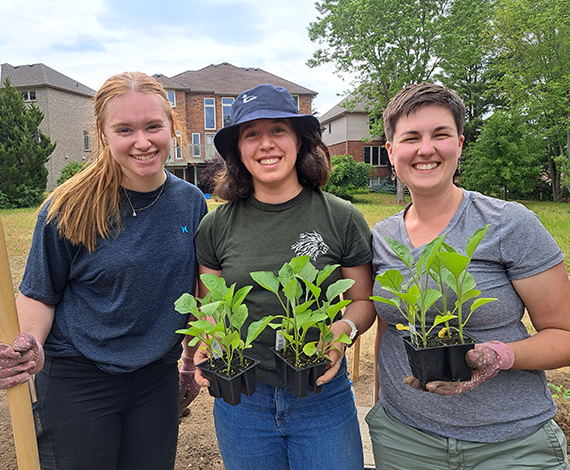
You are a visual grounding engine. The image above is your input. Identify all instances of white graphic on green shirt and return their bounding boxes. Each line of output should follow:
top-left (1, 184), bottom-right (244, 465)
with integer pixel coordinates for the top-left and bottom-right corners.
top-left (291, 231), bottom-right (329, 261)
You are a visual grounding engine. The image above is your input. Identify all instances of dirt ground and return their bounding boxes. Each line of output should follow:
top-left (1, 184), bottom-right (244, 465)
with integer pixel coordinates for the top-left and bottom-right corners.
top-left (1, 331), bottom-right (569, 469)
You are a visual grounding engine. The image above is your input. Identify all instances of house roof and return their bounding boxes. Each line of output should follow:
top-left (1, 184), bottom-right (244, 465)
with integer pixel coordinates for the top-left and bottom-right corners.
top-left (0, 63), bottom-right (95, 97)
top-left (319, 93), bottom-right (369, 123)
top-left (153, 74), bottom-right (187, 90)
top-left (162, 62), bottom-right (317, 96)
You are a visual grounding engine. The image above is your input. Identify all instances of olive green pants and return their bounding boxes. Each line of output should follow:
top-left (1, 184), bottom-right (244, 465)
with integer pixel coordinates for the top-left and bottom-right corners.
top-left (366, 403), bottom-right (569, 470)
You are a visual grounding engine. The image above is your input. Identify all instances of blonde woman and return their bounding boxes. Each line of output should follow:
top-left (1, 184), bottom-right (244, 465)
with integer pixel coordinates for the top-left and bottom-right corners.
top-left (0, 72), bottom-right (207, 469)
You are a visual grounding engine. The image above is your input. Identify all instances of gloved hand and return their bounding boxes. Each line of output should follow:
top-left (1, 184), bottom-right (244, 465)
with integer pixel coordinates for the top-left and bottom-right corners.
top-left (0, 332), bottom-right (44, 390)
top-left (405, 341), bottom-right (515, 396)
top-left (179, 355), bottom-right (200, 416)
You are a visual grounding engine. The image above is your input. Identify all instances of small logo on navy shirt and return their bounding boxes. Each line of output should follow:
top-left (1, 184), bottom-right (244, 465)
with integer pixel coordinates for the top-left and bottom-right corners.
top-left (181, 226), bottom-right (189, 233)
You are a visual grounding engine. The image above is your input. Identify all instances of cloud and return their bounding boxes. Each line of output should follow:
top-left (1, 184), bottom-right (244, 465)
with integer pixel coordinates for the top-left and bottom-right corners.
top-left (53, 35), bottom-right (106, 53)
top-left (0, 0), bottom-right (354, 115)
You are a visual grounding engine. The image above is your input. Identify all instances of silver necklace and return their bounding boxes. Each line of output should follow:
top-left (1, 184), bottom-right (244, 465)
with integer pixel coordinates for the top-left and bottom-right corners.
top-left (122, 183), bottom-right (165, 217)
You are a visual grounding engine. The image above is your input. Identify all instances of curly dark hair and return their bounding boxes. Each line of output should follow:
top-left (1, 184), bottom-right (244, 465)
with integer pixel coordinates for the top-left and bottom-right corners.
top-left (213, 118), bottom-right (331, 202)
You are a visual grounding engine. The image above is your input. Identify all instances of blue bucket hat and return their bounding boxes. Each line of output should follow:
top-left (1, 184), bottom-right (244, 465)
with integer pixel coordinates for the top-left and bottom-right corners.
top-left (214, 84), bottom-right (321, 159)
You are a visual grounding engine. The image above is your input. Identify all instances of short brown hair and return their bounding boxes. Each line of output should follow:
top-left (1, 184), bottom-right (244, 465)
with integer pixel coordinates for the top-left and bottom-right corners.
top-left (213, 118), bottom-right (331, 202)
top-left (383, 82), bottom-right (466, 142)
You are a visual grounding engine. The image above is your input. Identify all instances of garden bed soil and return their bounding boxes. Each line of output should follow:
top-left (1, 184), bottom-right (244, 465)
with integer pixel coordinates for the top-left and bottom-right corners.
top-left (1, 357), bottom-right (569, 469)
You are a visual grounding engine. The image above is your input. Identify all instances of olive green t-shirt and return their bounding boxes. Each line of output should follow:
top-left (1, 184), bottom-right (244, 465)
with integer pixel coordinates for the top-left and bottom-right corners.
top-left (195, 187), bottom-right (372, 386)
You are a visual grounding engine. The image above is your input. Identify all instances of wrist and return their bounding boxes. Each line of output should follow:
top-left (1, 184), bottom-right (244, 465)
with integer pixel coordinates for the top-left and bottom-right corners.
top-left (485, 341), bottom-right (515, 370)
top-left (181, 355), bottom-right (196, 372)
top-left (337, 318), bottom-right (358, 343)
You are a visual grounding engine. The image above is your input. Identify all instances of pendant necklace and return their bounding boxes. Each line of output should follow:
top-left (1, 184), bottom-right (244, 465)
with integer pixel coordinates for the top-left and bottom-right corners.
top-left (122, 183), bottom-right (165, 217)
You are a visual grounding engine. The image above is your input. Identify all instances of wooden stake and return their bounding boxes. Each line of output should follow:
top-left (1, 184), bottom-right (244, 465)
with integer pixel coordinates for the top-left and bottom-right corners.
top-left (0, 218), bottom-right (40, 469)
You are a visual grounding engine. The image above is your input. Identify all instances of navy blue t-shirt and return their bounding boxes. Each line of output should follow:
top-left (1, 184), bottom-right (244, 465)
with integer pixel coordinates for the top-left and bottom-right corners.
top-left (19, 171), bottom-right (208, 374)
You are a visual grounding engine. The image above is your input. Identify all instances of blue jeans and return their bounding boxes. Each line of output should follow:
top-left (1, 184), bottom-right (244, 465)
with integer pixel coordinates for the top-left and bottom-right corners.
top-left (34, 355), bottom-right (179, 470)
top-left (213, 361), bottom-right (364, 470)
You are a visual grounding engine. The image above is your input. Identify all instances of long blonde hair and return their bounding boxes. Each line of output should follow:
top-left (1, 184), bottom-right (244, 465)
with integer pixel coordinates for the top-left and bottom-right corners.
top-left (43, 71), bottom-right (176, 252)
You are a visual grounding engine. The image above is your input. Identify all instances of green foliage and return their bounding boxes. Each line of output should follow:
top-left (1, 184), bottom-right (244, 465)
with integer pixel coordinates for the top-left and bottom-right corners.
top-left (175, 274), bottom-right (275, 375)
top-left (250, 256), bottom-right (353, 368)
top-left (548, 383), bottom-right (570, 403)
top-left (436, 0), bottom-right (500, 145)
top-left (57, 160), bottom-right (86, 185)
top-left (371, 225), bottom-right (496, 347)
top-left (369, 177), bottom-right (397, 194)
top-left (322, 154), bottom-right (373, 201)
top-left (491, 0), bottom-right (570, 201)
top-left (0, 78), bottom-right (55, 208)
top-left (460, 111), bottom-right (543, 199)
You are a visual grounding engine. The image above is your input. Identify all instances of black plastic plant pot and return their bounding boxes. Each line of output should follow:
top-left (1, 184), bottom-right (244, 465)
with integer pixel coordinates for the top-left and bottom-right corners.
top-left (270, 347), bottom-right (330, 399)
top-left (196, 356), bottom-right (260, 406)
top-left (403, 335), bottom-right (477, 387)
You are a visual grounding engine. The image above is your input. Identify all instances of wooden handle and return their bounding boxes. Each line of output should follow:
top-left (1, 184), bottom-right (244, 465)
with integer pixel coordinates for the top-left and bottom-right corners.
top-left (0, 218), bottom-right (40, 469)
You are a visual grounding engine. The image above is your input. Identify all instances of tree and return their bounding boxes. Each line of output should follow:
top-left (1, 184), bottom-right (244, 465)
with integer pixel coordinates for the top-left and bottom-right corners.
top-left (198, 154), bottom-right (225, 195)
top-left (322, 154), bottom-right (373, 201)
top-left (492, 0), bottom-right (570, 201)
top-left (308, 0), bottom-right (453, 203)
top-left (436, 0), bottom-right (499, 146)
top-left (57, 160), bottom-right (87, 185)
top-left (0, 78), bottom-right (55, 208)
top-left (460, 111), bottom-right (543, 199)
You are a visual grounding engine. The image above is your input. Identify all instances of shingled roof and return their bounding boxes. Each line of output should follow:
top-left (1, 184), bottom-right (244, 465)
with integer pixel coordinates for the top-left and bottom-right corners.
top-left (0, 63), bottom-right (95, 97)
top-left (161, 62), bottom-right (317, 96)
top-left (319, 93), bottom-right (369, 123)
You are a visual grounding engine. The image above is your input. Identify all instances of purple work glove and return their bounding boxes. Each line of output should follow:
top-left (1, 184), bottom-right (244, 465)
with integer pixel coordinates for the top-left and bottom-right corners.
top-left (179, 355), bottom-right (200, 414)
top-left (405, 341), bottom-right (515, 396)
top-left (0, 332), bottom-right (44, 390)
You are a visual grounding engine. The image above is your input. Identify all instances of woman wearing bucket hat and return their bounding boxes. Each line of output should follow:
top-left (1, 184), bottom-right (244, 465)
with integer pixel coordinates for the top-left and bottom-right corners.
top-left (190, 84), bottom-right (379, 469)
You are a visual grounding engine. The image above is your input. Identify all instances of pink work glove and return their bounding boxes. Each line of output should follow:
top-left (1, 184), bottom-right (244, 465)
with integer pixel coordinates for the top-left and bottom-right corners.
top-left (405, 341), bottom-right (515, 396)
top-left (179, 355), bottom-right (200, 415)
top-left (0, 332), bottom-right (44, 390)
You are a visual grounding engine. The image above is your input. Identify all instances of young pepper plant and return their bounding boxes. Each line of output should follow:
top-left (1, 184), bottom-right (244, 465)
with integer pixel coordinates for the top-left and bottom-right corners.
top-left (250, 255), bottom-right (353, 368)
top-left (371, 225), bottom-right (496, 347)
top-left (174, 273), bottom-right (275, 375)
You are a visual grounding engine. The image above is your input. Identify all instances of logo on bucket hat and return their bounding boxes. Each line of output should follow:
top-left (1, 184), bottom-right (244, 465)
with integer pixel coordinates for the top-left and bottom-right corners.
top-left (214, 84), bottom-right (320, 159)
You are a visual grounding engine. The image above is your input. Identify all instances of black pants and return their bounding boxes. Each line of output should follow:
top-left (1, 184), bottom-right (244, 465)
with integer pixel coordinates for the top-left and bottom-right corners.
top-left (34, 356), bottom-right (179, 470)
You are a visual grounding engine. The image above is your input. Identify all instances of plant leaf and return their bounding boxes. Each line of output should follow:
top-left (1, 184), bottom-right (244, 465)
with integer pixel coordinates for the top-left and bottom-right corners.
top-left (385, 237), bottom-right (415, 269)
top-left (174, 293), bottom-right (198, 315)
top-left (326, 278), bottom-right (355, 302)
top-left (375, 270), bottom-right (405, 290)
top-left (466, 224), bottom-right (491, 258)
top-left (250, 271), bottom-right (280, 294)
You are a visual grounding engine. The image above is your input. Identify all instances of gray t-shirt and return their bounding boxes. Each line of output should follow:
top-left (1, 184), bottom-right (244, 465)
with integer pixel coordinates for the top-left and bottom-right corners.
top-left (196, 187), bottom-right (372, 386)
top-left (20, 171), bottom-right (208, 374)
top-left (371, 189), bottom-right (564, 442)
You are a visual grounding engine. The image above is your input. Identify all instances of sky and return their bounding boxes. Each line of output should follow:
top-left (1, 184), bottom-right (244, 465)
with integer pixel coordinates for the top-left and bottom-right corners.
top-left (0, 0), bottom-right (356, 116)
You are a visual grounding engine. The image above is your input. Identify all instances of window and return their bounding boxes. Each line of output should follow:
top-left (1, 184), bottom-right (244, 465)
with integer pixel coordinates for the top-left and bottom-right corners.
top-left (174, 131), bottom-right (182, 159)
top-left (292, 95), bottom-right (299, 109)
top-left (364, 146), bottom-right (389, 166)
top-left (328, 123), bottom-right (332, 133)
top-left (21, 91), bottom-right (36, 101)
top-left (83, 131), bottom-right (91, 151)
top-left (167, 91), bottom-right (176, 107)
top-left (192, 133), bottom-right (200, 157)
top-left (222, 97), bottom-right (234, 127)
top-left (204, 98), bottom-right (215, 129)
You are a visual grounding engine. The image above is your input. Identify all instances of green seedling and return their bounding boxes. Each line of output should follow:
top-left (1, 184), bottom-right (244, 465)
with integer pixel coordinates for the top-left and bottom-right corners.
top-left (175, 273), bottom-right (275, 375)
top-left (250, 255), bottom-right (353, 368)
top-left (372, 225), bottom-right (496, 347)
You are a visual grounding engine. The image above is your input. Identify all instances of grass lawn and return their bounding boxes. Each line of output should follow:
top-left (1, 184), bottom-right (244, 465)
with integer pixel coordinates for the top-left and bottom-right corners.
top-left (1, 192), bottom-right (570, 289)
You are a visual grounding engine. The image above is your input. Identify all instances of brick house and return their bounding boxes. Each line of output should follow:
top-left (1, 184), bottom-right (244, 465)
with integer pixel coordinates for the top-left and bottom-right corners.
top-left (154, 62), bottom-right (317, 189)
top-left (1, 63), bottom-right (96, 190)
top-left (319, 94), bottom-right (391, 185)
